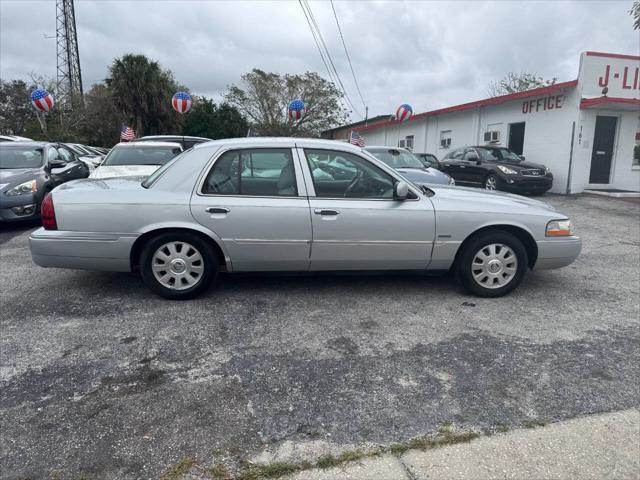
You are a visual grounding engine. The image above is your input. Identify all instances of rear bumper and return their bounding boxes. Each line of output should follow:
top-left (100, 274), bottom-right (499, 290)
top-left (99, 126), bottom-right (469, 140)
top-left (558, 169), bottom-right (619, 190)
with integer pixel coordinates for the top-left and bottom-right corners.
top-left (29, 228), bottom-right (138, 272)
top-left (534, 236), bottom-right (582, 269)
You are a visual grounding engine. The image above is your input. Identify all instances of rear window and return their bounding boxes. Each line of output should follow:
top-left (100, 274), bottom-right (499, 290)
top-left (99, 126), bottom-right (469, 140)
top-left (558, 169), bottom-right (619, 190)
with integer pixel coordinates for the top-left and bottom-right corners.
top-left (102, 146), bottom-right (182, 166)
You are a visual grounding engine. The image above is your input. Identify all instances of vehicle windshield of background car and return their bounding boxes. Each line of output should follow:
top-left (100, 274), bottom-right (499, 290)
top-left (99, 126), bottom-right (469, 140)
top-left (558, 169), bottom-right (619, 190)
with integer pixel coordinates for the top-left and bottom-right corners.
top-left (102, 146), bottom-right (182, 166)
top-left (477, 147), bottom-right (523, 163)
top-left (368, 148), bottom-right (426, 169)
top-left (0, 146), bottom-right (44, 169)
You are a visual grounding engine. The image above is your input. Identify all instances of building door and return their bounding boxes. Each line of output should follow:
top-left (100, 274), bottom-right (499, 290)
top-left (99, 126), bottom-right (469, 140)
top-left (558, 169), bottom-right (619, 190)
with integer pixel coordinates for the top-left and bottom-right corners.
top-left (588, 116), bottom-right (618, 184)
top-left (508, 122), bottom-right (526, 155)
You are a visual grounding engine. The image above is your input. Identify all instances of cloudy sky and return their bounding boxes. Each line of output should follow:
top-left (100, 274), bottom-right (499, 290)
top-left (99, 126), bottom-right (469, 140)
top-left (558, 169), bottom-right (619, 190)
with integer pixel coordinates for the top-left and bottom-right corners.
top-left (1, 0), bottom-right (638, 121)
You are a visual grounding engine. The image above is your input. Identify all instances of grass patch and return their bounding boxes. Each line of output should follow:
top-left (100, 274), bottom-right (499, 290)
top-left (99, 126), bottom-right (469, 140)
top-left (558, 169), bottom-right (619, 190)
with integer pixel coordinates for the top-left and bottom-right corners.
top-left (523, 418), bottom-right (547, 429)
top-left (237, 461), bottom-right (302, 480)
top-left (208, 463), bottom-right (231, 479)
top-left (161, 457), bottom-right (197, 480)
top-left (496, 423), bottom-right (511, 433)
top-left (315, 454), bottom-right (339, 469)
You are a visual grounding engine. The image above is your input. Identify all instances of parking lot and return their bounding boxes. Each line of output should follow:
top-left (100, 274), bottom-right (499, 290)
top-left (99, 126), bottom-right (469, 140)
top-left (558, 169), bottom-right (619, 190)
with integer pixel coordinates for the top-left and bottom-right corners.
top-left (1, 194), bottom-right (639, 479)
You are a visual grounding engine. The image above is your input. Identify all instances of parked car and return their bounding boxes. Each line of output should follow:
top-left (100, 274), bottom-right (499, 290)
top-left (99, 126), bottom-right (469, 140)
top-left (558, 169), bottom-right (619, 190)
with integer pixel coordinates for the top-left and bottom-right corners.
top-left (63, 143), bottom-right (104, 170)
top-left (90, 141), bottom-right (183, 179)
top-left (415, 153), bottom-right (441, 170)
top-left (29, 138), bottom-right (580, 299)
top-left (0, 134), bottom-right (33, 142)
top-left (135, 135), bottom-right (212, 150)
top-left (0, 142), bottom-right (89, 221)
top-left (440, 146), bottom-right (553, 195)
top-left (364, 146), bottom-right (454, 186)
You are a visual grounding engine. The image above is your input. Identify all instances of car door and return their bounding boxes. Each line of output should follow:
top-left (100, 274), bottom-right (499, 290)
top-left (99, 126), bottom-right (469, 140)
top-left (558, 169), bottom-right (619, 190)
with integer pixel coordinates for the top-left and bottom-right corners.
top-left (459, 148), bottom-right (485, 185)
top-left (56, 145), bottom-right (89, 180)
top-left (190, 146), bottom-right (312, 271)
top-left (440, 148), bottom-right (465, 182)
top-left (298, 146), bottom-right (435, 271)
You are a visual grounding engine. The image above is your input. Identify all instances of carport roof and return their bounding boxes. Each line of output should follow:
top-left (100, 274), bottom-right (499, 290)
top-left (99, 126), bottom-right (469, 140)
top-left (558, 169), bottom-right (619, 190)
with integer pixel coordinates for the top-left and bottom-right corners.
top-left (357, 80), bottom-right (578, 133)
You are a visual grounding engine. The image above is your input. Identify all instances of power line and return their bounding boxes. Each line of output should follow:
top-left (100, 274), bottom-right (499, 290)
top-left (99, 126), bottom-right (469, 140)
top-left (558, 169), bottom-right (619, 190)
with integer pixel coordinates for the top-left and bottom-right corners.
top-left (299, 0), bottom-right (363, 119)
top-left (330, 0), bottom-right (366, 111)
top-left (298, 0), bottom-right (335, 85)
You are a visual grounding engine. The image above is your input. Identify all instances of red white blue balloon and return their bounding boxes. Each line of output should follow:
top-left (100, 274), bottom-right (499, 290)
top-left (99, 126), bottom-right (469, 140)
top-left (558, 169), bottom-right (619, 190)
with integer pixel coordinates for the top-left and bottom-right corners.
top-left (172, 91), bottom-right (192, 114)
top-left (395, 103), bottom-right (413, 122)
top-left (30, 89), bottom-right (55, 112)
top-left (288, 99), bottom-right (305, 121)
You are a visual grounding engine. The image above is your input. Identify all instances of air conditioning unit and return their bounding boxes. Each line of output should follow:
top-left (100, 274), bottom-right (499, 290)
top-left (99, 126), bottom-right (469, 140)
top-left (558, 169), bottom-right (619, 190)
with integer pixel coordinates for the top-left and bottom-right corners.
top-left (440, 138), bottom-right (451, 148)
top-left (484, 131), bottom-right (500, 143)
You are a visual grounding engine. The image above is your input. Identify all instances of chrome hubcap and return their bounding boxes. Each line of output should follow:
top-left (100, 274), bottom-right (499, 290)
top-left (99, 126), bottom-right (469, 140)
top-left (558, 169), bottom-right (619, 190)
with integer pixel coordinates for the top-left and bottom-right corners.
top-left (485, 177), bottom-right (497, 190)
top-left (471, 243), bottom-right (518, 289)
top-left (151, 241), bottom-right (204, 290)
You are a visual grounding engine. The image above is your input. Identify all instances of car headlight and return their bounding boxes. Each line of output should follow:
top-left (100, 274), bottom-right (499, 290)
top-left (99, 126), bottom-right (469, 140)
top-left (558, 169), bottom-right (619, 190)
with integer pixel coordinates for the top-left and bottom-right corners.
top-left (5, 179), bottom-right (37, 196)
top-left (544, 166), bottom-right (551, 175)
top-left (497, 165), bottom-right (518, 175)
top-left (448, 176), bottom-right (455, 185)
top-left (546, 219), bottom-right (573, 237)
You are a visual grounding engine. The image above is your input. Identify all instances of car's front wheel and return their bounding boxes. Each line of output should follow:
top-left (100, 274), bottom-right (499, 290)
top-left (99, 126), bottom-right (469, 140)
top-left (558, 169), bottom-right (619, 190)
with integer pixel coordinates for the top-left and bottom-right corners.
top-left (140, 232), bottom-right (218, 299)
top-left (483, 174), bottom-right (499, 191)
top-left (457, 231), bottom-right (528, 297)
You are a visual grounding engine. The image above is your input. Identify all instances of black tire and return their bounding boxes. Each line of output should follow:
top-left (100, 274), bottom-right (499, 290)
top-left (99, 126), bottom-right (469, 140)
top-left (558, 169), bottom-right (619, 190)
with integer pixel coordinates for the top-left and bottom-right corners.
top-left (139, 231), bottom-right (218, 300)
top-left (483, 174), bottom-right (500, 191)
top-left (456, 230), bottom-right (528, 297)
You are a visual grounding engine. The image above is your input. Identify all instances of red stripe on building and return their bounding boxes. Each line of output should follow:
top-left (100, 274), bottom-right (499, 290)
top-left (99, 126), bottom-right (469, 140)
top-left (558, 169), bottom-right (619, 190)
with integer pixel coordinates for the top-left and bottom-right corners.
top-left (580, 97), bottom-right (640, 109)
top-left (585, 51), bottom-right (640, 61)
top-left (358, 80), bottom-right (579, 132)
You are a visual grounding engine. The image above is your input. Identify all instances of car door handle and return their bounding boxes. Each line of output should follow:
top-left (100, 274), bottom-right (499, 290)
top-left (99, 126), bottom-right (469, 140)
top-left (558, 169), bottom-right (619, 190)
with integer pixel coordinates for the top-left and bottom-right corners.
top-left (314, 209), bottom-right (340, 216)
top-left (205, 207), bottom-right (230, 214)
top-left (460, 165), bottom-right (466, 168)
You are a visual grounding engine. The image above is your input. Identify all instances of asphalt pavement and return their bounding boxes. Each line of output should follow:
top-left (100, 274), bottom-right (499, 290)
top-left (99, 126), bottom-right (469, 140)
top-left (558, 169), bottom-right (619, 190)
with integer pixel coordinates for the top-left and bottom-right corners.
top-left (0, 194), bottom-right (638, 479)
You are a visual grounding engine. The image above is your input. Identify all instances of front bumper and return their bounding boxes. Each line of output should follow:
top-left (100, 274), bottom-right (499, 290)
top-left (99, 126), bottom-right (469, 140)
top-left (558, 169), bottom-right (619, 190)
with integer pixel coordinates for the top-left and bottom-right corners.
top-left (0, 192), bottom-right (40, 222)
top-left (499, 174), bottom-right (553, 193)
top-left (29, 228), bottom-right (138, 272)
top-left (534, 236), bottom-right (582, 269)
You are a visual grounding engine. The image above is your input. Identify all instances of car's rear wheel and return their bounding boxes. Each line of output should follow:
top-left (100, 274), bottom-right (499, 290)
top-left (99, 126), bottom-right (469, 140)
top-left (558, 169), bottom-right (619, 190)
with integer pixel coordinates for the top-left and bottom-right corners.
top-left (457, 231), bottom-right (528, 297)
top-left (483, 174), bottom-right (499, 191)
top-left (140, 232), bottom-right (217, 299)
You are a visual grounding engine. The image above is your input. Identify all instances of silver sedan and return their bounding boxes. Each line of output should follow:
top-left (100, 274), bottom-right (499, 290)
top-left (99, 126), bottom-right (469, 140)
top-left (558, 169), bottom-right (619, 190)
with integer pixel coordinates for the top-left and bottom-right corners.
top-left (29, 138), bottom-right (581, 299)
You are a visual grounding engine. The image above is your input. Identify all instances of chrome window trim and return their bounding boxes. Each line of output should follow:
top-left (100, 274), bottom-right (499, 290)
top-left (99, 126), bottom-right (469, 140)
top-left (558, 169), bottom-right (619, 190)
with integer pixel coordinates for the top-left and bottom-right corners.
top-left (297, 147), bottom-right (422, 202)
top-left (196, 146), bottom-right (308, 199)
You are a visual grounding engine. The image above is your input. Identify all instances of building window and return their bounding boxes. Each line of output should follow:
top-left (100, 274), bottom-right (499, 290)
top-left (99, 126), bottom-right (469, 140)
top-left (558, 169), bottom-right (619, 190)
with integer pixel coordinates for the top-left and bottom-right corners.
top-left (440, 130), bottom-right (452, 148)
top-left (634, 132), bottom-right (639, 167)
top-left (398, 139), bottom-right (406, 148)
top-left (405, 135), bottom-right (414, 150)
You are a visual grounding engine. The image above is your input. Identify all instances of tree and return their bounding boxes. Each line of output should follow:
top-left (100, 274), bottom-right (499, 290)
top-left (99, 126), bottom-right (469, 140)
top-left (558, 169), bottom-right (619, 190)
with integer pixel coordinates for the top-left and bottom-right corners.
top-left (106, 54), bottom-right (183, 137)
top-left (82, 84), bottom-right (121, 147)
top-left (488, 72), bottom-right (557, 97)
top-left (184, 96), bottom-right (248, 139)
top-left (0, 79), bottom-right (36, 135)
top-left (632, 1), bottom-right (640, 29)
top-left (225, 69), bottom-right (348, 137)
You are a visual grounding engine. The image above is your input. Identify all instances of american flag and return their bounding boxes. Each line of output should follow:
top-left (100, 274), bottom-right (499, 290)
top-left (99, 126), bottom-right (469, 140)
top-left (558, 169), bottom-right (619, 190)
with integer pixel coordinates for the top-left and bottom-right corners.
top-left (349, 130), bottom-right (364, 147)
top-left (120, 123), bottom-right (135, 141)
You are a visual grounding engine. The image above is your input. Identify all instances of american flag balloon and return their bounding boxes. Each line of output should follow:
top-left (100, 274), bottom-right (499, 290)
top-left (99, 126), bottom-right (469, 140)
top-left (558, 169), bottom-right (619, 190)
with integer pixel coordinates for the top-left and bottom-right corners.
top-left (30, 89), bottom-right (55, 112)
top-left (172, 91), bottom-right (192, 114)
top-left (395, 103), bottom-right (413, 122)
top-left (288, 99), bottom-right (305, 121)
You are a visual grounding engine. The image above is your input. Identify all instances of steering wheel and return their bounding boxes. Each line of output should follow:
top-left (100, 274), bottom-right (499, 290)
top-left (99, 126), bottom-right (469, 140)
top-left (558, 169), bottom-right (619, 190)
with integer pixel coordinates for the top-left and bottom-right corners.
top-left (344, 170), bottom-right (364, 197)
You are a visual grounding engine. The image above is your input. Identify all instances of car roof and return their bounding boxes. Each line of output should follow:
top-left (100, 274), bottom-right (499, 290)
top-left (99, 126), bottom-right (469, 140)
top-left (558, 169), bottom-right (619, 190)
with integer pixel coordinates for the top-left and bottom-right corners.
top-left (137, 135), bottom-right (212, 142)
top-left (0, 141), bottom-right (49, 148)
top-left (112, 141), bottom-right (182, 148)
top-left (190, 137), bottom-right (365, 153)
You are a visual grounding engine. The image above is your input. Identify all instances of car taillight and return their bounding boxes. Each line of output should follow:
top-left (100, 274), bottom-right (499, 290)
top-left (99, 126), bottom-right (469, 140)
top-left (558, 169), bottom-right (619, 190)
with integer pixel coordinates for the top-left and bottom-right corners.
top-left (41, 193), bottom-right (57, 230)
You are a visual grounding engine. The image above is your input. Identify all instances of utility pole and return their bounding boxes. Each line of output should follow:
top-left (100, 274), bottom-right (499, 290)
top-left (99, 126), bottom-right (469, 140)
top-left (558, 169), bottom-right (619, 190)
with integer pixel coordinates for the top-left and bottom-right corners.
top-left (56, 0), bottom-right (83, 110)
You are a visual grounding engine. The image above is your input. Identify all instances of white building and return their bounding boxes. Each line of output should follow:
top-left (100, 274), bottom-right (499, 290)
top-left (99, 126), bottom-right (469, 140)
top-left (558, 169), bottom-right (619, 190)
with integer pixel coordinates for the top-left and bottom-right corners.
top-left (357, 52), bottom-right (639, 194)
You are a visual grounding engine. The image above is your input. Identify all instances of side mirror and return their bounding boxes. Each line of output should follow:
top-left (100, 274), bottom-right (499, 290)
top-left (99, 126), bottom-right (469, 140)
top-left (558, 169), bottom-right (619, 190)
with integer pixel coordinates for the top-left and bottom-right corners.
top-left (519, 155), bottom-right (526, 161)
top-left (47, 158), bottom-right (66, 170)
top-left (394, 181), bottom-right (409, 200)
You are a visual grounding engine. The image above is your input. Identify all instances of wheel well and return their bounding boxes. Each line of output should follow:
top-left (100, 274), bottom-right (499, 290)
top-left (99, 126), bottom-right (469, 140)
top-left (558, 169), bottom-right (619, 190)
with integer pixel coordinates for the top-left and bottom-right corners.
top-left (130, 228), bottom-right (226, 271)
top-left (453, 225), bottom-right (538, 270)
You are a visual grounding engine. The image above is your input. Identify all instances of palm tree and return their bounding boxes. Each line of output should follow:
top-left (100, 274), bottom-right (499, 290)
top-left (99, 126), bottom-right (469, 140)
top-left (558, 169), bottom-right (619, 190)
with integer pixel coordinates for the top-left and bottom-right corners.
top-left (106, 54), bottom-right (181, 137)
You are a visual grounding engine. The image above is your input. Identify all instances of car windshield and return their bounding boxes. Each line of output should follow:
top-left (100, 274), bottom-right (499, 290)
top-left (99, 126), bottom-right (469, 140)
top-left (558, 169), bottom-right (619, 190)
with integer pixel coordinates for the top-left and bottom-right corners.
top-left (477, 147), bottom-right (522, 162)
top-left (0, 146), bottom-right (44, 169)
top-left (367, 149), bottom-right (425, 169)
top-left (102, 146), bottom-right (181, 166)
